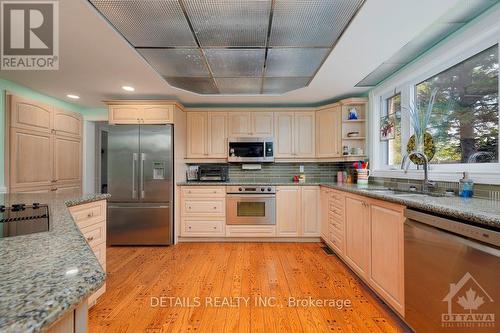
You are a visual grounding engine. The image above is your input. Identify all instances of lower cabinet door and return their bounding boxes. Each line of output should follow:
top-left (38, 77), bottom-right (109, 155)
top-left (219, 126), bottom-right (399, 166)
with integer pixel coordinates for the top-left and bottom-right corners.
top-left (276, 187), bottom-right (301, 236)
top-left (301, 186), bottom-right (320, 236)
top-left (344, 196), bottom-right (369, 278)
top-left (182, 219), bottom-right (225, 237)
top-left (369, 202), bottom-right (405, 315)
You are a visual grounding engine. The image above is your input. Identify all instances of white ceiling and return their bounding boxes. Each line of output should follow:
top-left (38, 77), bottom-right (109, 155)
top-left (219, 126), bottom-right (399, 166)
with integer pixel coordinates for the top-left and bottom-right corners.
top-left (0, 0), bottom-right (461, 108)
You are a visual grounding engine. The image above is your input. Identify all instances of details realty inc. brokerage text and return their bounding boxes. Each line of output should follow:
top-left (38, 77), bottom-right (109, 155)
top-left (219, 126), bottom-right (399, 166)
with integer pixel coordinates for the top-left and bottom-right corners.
top-left (151, 296), bottom-right (352, 309)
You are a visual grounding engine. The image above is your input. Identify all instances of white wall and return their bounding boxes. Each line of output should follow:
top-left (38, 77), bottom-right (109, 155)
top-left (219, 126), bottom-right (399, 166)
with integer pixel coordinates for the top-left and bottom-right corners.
top-left (368, 3), bottom-right (500, 184)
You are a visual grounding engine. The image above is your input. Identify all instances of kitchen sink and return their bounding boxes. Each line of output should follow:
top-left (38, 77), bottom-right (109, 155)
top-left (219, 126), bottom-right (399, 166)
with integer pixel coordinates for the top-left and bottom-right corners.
top-left (364, 188), bottom-right (445, 197)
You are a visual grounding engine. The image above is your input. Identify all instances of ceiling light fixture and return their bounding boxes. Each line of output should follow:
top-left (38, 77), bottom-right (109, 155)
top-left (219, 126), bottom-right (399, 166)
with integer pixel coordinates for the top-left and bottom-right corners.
top-left (122, 85), bottom-right (135, 92)
top-left (66, 94), bottom-right (80, 99)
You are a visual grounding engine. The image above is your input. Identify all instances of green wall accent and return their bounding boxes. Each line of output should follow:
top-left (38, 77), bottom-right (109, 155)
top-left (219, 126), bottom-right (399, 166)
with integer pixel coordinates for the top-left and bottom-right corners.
top-left (0, 79), bottom-right (94, 189)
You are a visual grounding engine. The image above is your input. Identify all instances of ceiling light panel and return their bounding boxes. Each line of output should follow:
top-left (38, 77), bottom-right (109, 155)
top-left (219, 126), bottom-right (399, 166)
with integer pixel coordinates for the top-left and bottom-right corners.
top-left (182, 0), bottom-right (271, 47)
top-left (215, 78), bottom-right (262, 94)
top-left (262, 77), bottom-right (311, 94)
top-left (138, 49), bottom-right (210, 77)
top-left (166, 77), bottom-right (219, 94)
top-left (205, 49), bottom-right (265, 77)
top-left (265, 48), bottom-right (329, 77)
top-left (270, 0), bottom-right (363, 47)
top-left (90, 0), bottom-right (196, 47)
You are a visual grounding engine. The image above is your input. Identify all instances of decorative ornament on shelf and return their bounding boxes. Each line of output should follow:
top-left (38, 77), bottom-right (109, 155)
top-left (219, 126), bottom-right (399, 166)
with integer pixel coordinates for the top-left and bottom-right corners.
top-left (347, 107), bottom-right (359, 120)
top-left (403, 88), bottom-right (438, 164)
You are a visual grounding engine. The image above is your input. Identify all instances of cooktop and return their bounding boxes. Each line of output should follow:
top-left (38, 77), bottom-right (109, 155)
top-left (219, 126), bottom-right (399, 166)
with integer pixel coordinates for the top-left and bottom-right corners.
top-left (0, 203), bottom-right (50, 238)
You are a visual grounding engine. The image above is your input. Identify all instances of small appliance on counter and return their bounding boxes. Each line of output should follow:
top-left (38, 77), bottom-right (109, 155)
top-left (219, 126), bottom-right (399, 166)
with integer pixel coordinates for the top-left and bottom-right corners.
top-left (0, 203), bottom-right (49, 237)
top-left (187, 164), bottom-right (229, 182)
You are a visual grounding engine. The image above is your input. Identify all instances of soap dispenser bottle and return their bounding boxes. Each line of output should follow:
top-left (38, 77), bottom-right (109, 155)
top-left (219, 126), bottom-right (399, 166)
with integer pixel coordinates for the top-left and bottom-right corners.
top-left (459, 172), bottom-right (474, 198)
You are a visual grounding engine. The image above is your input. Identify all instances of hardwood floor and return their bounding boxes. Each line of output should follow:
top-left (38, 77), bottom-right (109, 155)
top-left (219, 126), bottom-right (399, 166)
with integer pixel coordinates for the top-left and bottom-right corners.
top-left (89, 243), bottom-right (409, 333)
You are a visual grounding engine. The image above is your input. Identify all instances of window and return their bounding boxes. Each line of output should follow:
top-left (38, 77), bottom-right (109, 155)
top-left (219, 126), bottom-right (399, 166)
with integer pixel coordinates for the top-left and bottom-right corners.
top-left (382, 93), bottom-right (402, 166)
top-left (416, 45), bottom-right (499, 164)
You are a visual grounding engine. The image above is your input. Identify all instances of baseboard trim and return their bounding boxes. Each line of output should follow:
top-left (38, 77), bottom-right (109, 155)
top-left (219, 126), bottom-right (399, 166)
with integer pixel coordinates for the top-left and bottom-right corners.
top-left (178, 237), bottom-right (322, 243)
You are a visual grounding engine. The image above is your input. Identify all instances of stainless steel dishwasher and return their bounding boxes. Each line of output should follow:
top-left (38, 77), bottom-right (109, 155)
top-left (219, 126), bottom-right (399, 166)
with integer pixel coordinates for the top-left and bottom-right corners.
top-left (404, 209), bottom-right (500, 333)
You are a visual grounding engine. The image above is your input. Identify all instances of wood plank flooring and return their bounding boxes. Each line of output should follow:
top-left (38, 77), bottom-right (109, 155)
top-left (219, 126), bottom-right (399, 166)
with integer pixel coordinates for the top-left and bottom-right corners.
top-left (89, 243), bottom-right (409, 333)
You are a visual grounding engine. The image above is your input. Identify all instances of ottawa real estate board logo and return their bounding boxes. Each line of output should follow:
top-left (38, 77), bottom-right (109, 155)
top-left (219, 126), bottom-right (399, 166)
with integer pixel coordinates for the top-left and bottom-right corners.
top-left (442, 272), bottom-right (495, 329)
top-left (1, 1), bottom-right (59, 70)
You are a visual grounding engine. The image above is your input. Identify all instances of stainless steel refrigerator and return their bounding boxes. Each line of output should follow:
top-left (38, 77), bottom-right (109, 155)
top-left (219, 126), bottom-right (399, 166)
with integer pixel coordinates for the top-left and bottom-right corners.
top-left (102, 124), bottom-right (173, 245)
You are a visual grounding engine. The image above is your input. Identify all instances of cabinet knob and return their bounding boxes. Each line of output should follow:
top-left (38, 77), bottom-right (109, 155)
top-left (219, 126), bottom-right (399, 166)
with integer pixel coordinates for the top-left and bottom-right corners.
top-left (213, 207), bottom-right (217, 210)
top-left (188, 226), bottom-right (192, 229)
top-left (188, 206), bottom-right (192, 209)
top-left (213, 226), bottom-right (217, 230)
top-left (86, 236), bottom-right (94, 242)
top-left (87, 212), bottom-right (93, 218)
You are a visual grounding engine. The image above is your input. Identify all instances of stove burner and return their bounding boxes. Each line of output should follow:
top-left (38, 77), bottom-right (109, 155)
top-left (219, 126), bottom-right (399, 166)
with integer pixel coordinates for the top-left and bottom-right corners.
top-left (32, 203), bottom-right (40, 209)
top-left (11, 204), bottom-right (26, 212)
top-left (0, 205), bottom-right (5, 213)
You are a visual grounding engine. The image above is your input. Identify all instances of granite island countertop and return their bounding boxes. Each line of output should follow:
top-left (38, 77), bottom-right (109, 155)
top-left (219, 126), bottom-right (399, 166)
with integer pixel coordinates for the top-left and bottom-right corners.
top-left (178, 181), bottom-right (500, 229)
top-left (0, 191), bottom-right (110, 333)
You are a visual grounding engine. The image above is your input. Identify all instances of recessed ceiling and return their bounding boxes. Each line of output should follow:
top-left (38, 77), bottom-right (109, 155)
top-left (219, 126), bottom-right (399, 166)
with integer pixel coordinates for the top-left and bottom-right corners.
top-left (89, 0), bottom-right (364, 95)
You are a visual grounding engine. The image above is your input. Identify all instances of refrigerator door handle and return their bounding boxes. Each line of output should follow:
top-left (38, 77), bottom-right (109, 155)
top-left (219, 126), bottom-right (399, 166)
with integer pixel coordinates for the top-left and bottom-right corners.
top-left (140, 152), bottom-right (146, 199)
top-left (132, 153), bottom-right (138, 199)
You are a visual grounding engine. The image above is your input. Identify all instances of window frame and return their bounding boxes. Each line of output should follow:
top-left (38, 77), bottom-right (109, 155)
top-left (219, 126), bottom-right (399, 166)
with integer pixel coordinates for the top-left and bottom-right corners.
top-left (370, 31), bottom-right (500, 182)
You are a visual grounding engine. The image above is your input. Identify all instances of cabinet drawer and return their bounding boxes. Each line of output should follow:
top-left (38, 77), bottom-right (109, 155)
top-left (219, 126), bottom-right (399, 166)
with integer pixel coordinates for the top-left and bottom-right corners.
top-left (80, 221), bottom-right (106, 248)
top-left (69, 200), bottom-right (106, 228)
top-left (91, 241), bottom-right (106, 268)
top-left (182, 198), bottom-right (225, 216)
top-left (329, 228), bottom-right (344, 254)
top-left (182, 219), bottom-right (225, 237)
top-left (226, 225), bottom-right (276, 237)
top-left (181, 186), bottom-right (226, 198)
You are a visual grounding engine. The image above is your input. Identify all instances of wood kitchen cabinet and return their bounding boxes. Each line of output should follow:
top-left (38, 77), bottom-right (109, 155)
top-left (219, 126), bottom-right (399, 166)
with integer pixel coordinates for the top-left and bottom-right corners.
top-left (276, 186), bottom-right (301, 236)
top-left (8, 94), bottom-right (82, 193)
top-left (369, 201), bottom-right (405, 315)
top-left (107, 101), bottom-right (175, 124)
top-left (274, 112), bottom-right (315, 159)
top-left (316, 104), bottom-right (342, 158)
top-left (186, 112), bottom-right (227, 158)
top-left (344, 195), bottom-right (370, 278)
top-left (276, 186), bottom-right (320, 237)
top-left (9, 94), bottom-right (53, 133)
top-left (325, 188), bottom-right (405, 316)
top-left (180, 186), bottom-right (226, 237)
top-left (228, 111), bottom-right (274, 137)
top-left (301, 186), bottom-right (320, 236)
top-left (69, 200), bottom-right (107, 307)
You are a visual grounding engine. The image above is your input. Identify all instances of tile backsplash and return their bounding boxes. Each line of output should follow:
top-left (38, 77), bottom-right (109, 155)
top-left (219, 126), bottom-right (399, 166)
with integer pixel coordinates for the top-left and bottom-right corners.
top-left (192, 162), bottom-right (354, 183)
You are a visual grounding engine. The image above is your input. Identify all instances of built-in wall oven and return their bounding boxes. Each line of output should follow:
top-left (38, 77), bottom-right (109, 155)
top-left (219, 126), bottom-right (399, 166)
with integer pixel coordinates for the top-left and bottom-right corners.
top-left (228, 137), bottom-right (274, 163)
top-left (226, 186), bottom-right (276, 225)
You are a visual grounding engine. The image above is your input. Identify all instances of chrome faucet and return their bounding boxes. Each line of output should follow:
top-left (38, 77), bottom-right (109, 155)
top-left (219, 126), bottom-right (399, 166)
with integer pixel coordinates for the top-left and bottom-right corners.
top-left (401, 151), bottom-right (436, 193)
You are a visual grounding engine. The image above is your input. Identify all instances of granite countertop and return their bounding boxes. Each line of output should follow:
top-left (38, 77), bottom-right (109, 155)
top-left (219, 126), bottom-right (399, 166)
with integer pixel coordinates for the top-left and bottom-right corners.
top-left (0, 191), bottom-right (110, 333)
top-left (320, 183), bottom-right (500, 229)
top-left (177, 181), bottom-right (324, 186)
top-left (178, 181), bottom-right (500, 229)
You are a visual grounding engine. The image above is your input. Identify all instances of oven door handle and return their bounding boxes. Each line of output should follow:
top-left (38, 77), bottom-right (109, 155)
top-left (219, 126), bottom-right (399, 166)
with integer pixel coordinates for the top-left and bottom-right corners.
top-left (227, 194), bottom-right (276, 199)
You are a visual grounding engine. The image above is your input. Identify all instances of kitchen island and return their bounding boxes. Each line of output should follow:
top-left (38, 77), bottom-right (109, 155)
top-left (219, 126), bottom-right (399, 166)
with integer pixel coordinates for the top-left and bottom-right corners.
top-left (0, 192), bottom-right (110, 333)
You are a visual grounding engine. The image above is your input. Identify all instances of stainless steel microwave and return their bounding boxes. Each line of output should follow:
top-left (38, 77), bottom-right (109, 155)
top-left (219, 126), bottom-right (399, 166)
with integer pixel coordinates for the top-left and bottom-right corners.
top-left (228, 137), bottom-right (274, 163)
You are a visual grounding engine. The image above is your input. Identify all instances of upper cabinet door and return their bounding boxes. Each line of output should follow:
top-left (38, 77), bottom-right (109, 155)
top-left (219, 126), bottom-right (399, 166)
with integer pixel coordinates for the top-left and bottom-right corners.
top-left (10, 128), bottom-right (53, 189)
top-left (54, 135), bottom-right (82, 186)
top-left (294, 112), bottom-right (315, 158)
top-left (108, 105), bottom-right (142, 124)
top-left (274, 112), bottom-right (294, 158)
top-left (54, 108), bottom-right (82, 138)
top-left (252, 112), bottom-right (274, 137)
top-left (228, 112), bottom-right (251, 137)
top-left (186, 112), bottom-right (208, 158)
top-left (316, 106), bottom-right (341, 158)
top-left (207, 112), bottom-right (227, 158)
top-left (10, 95), bottom-right (53, 133)
top-left (142, 105), bottom-right (174, 124)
